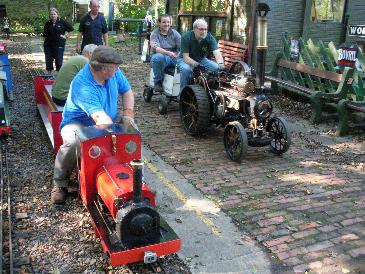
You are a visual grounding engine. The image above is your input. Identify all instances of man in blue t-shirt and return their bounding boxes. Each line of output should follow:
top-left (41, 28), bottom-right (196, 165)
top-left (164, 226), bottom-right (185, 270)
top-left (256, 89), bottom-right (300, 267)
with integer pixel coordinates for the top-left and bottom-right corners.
top-left (51, 46), bottom-right (135, 205)
top-left (177, 18), bottom-right (225, 92)
top-left (76, 0), bottom-right (109, 53)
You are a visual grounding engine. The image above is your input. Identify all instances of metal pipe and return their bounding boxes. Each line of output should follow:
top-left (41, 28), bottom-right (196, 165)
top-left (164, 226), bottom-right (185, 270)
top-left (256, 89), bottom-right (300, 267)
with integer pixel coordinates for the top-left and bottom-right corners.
top-left (130, 159), bottom-right (144, 203)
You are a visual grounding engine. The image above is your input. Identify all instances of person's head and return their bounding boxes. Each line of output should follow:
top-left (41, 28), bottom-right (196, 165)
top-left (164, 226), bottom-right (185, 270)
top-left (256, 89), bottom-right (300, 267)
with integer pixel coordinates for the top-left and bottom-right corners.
top-left (158, 14), bottom-right (172, 33)
top-left (89, 0), bottom-right (100, 16)
top-left (193, 18), bottom-right (208, 41)
top-left (90, 46), bottom-right (123, 80)
top-left (82, 44), bottom-right (98, 60)
top-left (49, 8), bottom-right (59, 22)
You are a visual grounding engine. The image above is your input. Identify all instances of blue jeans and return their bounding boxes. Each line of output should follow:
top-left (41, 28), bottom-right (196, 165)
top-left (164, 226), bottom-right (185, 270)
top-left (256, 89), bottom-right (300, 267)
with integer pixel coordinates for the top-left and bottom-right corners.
top-left (151, 53), bottom-right (177, 85)
top-left (177, 57), bottom-right (219, 92)
top-left (44, 44), bottom-right (65, 71)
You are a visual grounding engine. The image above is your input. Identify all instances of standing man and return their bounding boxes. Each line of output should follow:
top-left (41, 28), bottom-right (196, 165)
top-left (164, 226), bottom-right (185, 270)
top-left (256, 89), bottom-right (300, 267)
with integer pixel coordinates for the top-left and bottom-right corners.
top-left (150, 14), bottom-right (181, 92)
top-left (51, 46), bottom-right (135, 204)
top-left (177, 18), bottom-right (225, 91)
top-left (52, 44), bottom-right (98, 106)
top-left (76, 0), bottom-right (109, 54)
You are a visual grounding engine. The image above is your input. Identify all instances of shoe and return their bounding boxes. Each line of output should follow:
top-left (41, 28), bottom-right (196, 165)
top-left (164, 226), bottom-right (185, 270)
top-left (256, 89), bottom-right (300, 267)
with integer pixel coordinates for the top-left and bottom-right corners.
top-left (51, 186), bottom-right (68, 204)
top-left (154, 82), bottom-right (164, 93)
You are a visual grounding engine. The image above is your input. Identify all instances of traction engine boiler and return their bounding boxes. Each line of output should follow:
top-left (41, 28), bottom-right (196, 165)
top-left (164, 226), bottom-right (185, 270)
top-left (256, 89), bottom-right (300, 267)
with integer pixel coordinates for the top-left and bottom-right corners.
top-left (76, 124), bottom-right (181, 266)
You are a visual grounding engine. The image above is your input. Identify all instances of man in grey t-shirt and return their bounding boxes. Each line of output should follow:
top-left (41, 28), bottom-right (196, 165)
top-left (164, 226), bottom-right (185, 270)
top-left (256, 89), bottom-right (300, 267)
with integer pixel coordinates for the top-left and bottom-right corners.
top-left (150, 14), bottom-right (181, 92)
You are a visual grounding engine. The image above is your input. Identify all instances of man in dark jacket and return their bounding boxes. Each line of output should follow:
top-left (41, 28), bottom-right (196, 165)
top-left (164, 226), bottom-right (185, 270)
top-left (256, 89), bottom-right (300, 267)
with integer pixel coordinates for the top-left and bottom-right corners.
top-left (76, 0), bottom-right (109, 53)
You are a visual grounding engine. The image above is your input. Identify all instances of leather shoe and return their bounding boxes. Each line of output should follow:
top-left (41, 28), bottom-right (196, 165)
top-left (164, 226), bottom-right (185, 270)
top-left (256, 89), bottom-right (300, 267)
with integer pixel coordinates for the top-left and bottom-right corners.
top-left (154, 83), bottom-right (164, 93)
top-left (51, 186), bottom-right (68, 204)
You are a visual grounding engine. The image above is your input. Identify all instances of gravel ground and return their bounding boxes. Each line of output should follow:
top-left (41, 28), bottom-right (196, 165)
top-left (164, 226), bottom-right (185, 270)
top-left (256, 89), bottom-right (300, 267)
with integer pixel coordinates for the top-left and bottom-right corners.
top-left (7, 35), bottom-right (191, 274)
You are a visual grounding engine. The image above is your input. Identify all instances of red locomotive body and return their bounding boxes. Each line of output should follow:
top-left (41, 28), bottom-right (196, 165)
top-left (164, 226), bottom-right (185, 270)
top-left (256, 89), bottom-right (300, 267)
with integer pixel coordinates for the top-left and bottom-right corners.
top-left (76, 124), bottom-right (181, 266)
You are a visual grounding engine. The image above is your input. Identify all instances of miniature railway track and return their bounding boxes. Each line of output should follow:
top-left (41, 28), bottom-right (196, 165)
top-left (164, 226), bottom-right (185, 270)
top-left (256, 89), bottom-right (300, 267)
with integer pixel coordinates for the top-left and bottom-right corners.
top-left (0, 138), bottom-right (14, 274)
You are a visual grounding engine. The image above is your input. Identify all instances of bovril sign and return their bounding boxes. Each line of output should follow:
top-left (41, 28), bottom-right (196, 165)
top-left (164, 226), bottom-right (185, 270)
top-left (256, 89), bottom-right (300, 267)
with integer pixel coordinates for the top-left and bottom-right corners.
top-left (338, 47), bottom-right (357, 68)
top-left (348, 25), bottom-right (365, 37)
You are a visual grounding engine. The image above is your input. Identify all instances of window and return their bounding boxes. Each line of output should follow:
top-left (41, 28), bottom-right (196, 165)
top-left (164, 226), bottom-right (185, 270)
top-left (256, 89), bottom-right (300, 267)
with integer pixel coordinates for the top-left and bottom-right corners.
top-left (311, 0), bottom-right (346, 22)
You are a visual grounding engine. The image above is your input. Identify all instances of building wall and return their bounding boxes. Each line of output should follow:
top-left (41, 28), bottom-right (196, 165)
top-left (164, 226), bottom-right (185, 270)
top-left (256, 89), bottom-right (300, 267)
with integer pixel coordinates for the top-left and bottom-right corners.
top-left (263, 0), bottom-right (305, 68)
top-left (345, 0), bottom-right (365, 48)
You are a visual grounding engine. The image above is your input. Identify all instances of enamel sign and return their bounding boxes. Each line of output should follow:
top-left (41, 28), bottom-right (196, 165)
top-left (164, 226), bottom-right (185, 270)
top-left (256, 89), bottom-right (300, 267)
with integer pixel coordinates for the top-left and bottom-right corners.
top-left (348, 25), bottom-right (365, 37)
top-left (337, 47), bottom-right (357, 68)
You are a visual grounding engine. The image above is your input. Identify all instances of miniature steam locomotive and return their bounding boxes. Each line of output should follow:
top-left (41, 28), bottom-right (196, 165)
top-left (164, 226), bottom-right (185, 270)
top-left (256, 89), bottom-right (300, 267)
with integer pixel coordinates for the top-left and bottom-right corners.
top-left (179, 62), bottom-right (291, 161)
top-left (34, 76), bottom-right (181, 266)
top-left (76, 124), bottom-right (181, 266)
top-left (0, 42), bottom-right (12, 136)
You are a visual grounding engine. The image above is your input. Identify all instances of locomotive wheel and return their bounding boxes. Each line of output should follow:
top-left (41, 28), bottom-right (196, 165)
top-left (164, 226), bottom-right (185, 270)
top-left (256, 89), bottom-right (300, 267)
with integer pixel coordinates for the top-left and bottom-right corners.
top-left (179, 84), bottom-right (210, 136)
top-left (143, 87), bottom-right (153, 103)
top-left (223, 121), bottom-right (248, 161)
top-left (158, 97), bottom-right (168, 115)
top-left (267, 117), bottom-right (291, 155)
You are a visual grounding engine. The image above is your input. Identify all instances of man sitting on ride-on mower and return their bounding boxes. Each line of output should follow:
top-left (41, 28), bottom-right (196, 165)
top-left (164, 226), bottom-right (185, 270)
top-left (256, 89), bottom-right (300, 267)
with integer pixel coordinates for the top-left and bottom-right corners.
top-left (177, 18), bottom-right (225, 93)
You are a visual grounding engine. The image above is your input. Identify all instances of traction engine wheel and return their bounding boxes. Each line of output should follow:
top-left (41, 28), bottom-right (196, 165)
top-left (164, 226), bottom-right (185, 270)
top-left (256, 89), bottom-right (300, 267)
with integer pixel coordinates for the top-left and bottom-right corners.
top-left (179, 84), bottom-right (210, 136)
top-left (143, 87), bottom-right (153, 103)
top-left (223, 121), bottom-right (248, 161)
top-left (266, 117), bottom-right (291, 155)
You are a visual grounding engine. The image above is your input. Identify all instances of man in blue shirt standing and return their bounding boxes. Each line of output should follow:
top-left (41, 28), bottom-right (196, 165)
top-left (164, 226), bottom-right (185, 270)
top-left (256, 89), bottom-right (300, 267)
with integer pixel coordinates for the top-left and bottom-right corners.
top-left (51, 46), bottom-right (135, 204)
top-left (76, 0), bottom-right (109, 53)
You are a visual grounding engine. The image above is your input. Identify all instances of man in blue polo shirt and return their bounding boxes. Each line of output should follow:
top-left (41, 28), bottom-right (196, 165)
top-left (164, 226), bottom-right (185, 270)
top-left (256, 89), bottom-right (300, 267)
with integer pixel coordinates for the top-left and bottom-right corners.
top-left (76, 0), bottom-right (109, 53)
top-left (177, 18), bottom-right (225, 92)
top-left (51, 46), bottom-right (135, 204)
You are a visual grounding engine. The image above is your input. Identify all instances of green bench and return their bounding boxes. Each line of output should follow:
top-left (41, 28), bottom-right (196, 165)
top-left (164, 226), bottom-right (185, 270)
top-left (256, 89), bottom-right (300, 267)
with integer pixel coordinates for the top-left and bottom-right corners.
top-left (266, 52), bottom-right (354, 124)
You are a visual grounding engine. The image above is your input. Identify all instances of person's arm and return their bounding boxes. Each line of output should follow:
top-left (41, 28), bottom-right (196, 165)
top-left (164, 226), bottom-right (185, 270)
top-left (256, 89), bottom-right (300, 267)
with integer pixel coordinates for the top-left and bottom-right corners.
top-left (120, 90), bottom-right (134, 125)
top-left (91, 111), bottom-right (113, 125)
top-left (213, 49), bottom-right (224, 67)
top-left (182, 53), bottom-right (199, 66)
top-left (155, 47), bottom-right (177, 58)
top-left (103, 32), bottom-right (109, 47)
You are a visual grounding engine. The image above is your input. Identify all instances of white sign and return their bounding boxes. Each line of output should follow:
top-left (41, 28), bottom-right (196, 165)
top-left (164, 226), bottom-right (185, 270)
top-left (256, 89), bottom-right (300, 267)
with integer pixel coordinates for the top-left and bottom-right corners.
top-left (348, 25), bottom-right (365, 37)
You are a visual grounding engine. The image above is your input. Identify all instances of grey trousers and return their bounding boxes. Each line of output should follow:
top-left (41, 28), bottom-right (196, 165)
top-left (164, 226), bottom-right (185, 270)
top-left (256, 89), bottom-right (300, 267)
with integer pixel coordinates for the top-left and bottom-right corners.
top-left (53, 123), bottom-right (84, 188)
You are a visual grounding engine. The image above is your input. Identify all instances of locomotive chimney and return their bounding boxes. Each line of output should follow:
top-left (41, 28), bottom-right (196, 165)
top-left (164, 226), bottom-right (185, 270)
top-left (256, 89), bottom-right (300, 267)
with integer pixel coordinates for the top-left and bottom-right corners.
top-left (130, 159), bottom-right (144, 203)
top-left (255, 2), bottom-right (270, 89)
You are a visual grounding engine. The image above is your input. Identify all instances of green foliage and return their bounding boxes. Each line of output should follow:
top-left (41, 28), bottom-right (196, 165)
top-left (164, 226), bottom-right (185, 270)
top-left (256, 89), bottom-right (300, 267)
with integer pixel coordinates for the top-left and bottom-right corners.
top-left (114, 0), bottom-right (164, 32)
top-left (9, 11), bottom-right (49, 33)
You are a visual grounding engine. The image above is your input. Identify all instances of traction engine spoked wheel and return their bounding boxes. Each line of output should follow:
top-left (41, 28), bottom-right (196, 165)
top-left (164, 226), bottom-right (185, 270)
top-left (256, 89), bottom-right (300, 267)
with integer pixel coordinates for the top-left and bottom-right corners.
top-left (223, 121), bottom-right (248, 161)
top-left (158, 97), bottom-right (168, 115)
top-left (179, 84), bottom-right (210, 136)
top-left (266, 117), bottom-right (291, 155)
top-left (143, 87), bottom-right (153, 103)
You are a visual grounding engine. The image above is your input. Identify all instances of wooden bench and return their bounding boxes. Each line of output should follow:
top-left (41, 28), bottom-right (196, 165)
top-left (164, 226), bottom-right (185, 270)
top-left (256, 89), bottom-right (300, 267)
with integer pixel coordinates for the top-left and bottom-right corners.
top-left (34, 75), bottom-right (63, 154)
top-left (266, 52), bottom-right (354, 124)
top-left (218, 40), bottom-right (248, 69)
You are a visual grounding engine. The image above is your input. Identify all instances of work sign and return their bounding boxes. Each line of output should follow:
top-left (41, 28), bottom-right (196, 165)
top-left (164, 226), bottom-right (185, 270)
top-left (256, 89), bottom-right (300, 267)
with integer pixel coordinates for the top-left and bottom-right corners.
top-left (348, 25), bottom-right (365, 37)
top-left (337, 47), bottom-right (357, 68)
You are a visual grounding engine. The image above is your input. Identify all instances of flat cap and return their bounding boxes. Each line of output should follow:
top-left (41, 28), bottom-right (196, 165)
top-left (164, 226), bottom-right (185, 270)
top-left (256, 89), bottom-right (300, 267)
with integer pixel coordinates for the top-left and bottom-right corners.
top-left (91, 46), bottom-right (123, 64)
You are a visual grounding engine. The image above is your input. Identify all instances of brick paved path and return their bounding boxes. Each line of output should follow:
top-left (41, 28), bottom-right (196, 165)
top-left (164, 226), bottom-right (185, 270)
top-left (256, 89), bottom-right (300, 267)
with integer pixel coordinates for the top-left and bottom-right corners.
top-left (119, 44), bottom-right (365, 273)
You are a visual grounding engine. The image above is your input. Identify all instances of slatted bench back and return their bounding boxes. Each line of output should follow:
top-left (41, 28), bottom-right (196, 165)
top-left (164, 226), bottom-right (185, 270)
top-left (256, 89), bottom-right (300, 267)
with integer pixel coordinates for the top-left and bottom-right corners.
top-left (276, 58), bottom-right (343, 94)
top-left (218, 40), bottom-right (248, 69)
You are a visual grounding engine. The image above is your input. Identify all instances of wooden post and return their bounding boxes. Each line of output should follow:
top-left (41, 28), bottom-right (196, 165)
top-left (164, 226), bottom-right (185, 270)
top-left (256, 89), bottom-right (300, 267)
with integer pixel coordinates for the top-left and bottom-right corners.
top-left (247, 0), bottom-right (257, 66)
